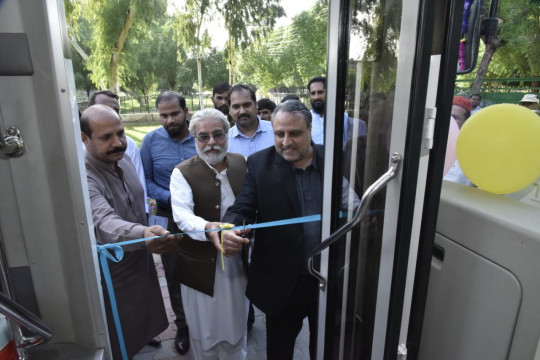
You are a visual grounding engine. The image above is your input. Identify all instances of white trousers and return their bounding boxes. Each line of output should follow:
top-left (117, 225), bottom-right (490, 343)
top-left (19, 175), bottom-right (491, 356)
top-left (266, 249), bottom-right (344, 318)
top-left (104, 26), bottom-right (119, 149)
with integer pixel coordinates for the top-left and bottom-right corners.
top-left (189, 333), bottom-right (247, 360)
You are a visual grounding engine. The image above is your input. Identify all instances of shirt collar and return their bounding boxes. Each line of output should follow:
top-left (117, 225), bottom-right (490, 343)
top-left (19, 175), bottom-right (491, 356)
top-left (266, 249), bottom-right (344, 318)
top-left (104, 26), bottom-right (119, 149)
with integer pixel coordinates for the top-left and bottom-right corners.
top-left (199, 155), bottom-right (228, 175)
top-left (159, 126), bottom-right (194, 143)
top-left (231, 117), bottom-right (266, 138)
top-left (286, 142), bottom-right (319, 171)
top-left (311, 109), bottom-right (324, 119)
top-left (86, 151), bottom-right (119, 173)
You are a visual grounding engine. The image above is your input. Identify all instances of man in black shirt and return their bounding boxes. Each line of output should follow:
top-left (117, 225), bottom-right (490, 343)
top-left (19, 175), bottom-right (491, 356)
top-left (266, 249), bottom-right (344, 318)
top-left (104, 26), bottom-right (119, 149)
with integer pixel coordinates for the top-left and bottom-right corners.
top-left (209, 100), bottom-right (322, 360)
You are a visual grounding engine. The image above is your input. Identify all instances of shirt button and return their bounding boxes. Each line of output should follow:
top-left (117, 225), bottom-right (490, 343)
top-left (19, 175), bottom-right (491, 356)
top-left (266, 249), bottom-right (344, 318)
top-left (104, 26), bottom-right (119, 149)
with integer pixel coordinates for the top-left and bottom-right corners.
top-left (215, 204), bottom-right (220, 210)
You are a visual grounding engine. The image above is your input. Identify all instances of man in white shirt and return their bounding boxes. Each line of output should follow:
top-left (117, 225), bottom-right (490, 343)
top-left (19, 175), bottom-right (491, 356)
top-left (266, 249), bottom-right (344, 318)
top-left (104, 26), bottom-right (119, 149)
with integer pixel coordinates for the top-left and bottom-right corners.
top-left (227, 84), bottom-right (274, 158)
top-left (307, 76), bottom-right (367, 146)
top-left (170, 108), bottom-right (249, 360)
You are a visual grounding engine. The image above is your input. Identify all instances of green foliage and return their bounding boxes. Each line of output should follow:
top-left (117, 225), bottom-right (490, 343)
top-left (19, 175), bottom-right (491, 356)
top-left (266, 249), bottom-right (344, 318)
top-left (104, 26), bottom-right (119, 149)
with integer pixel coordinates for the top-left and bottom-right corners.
top-left (492, 0), bottom-right (539, 77)
top-left (456, 0), bottom-right (539, 90)
top-left (353, 0), bottom-right (401, 93)
top-left (223, 0), bottom-right (285, 50)
top-left (80, 0), bottom-right (167, 89)
top-left (223, 0), bottom-right (285, 82)
top-left (72, 50), bottom-right (94, 96)
top-left (237, 0), bottom-right (327, 92)
top-left (65, 0), bottom-right (331, 97)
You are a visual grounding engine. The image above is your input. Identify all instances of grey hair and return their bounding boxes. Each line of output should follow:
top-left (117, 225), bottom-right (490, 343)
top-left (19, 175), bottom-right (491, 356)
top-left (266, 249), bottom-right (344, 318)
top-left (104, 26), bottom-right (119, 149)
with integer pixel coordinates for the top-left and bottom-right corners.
top-left (271, 100), bottom-right (312, 128)
top-left (189, 108), bottom-right (230, 136)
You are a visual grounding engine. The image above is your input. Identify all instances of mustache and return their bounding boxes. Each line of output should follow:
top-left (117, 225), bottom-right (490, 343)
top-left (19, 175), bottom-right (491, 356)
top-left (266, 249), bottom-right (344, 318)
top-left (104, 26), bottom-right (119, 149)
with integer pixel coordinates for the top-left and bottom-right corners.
top-left (106, 146), bottom-right (126, 155)
top-left (202, 145), bottom-right (224, 152)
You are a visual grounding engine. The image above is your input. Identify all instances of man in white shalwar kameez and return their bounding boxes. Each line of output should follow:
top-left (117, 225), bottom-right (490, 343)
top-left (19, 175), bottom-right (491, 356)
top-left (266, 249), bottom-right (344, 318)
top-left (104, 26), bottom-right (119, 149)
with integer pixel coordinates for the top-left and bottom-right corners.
top-left (170, 108), bottom-right (249, 360)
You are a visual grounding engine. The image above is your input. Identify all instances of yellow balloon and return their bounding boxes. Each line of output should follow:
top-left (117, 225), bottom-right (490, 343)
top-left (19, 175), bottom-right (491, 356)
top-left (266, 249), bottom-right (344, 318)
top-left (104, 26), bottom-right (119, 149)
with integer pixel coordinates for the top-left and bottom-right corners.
top-left (457, 104), bottom-right (540, 194)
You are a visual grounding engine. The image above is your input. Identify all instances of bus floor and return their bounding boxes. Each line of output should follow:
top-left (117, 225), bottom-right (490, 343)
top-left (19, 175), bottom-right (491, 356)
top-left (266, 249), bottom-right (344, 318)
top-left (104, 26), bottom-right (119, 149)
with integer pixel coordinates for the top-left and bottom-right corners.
top-left (132, 257), bottom-right (310, 360)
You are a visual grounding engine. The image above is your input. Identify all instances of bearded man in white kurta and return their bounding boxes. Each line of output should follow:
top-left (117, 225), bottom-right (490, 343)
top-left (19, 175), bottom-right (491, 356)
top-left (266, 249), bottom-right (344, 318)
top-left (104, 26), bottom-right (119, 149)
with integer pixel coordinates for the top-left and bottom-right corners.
top-left (170, 108), bottom-right (249, 360)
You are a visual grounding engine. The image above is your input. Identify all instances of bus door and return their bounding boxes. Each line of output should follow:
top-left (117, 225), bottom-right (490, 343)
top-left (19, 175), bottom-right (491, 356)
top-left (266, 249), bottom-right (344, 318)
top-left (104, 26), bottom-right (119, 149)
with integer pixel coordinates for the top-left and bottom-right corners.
top-left (310, 0), bottom-right (465, 358)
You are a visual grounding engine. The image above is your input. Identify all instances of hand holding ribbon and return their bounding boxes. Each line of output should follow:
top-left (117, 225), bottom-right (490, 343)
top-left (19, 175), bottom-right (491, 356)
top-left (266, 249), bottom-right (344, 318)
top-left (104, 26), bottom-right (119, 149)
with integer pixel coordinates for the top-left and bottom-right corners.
top-left (206, 222), bottom-right (250, 258)
top-left (143, 225), bottom-right (183, 255)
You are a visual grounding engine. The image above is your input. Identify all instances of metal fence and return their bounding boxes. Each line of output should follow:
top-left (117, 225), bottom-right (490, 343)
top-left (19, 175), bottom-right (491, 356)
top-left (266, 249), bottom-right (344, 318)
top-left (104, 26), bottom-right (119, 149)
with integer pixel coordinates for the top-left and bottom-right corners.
top-left (78, 93), bottom-right (216, 114)
top-left (455, 77), bottom-right (540, 105)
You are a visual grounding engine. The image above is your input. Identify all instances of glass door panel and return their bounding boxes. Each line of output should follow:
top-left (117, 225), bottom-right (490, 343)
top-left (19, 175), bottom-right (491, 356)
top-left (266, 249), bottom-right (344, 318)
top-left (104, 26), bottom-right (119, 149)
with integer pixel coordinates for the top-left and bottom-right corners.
top-left (316, 0), bottom-right (427, 358)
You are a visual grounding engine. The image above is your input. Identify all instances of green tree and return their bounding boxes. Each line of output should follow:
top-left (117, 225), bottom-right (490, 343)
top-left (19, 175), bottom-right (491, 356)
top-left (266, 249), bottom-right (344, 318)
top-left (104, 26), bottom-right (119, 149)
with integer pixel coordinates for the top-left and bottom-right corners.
top-left (223, 0), bottom-right (285, 84)
top-left (72, 49), bottom-right (94, 97)
top-left (470, 0), bottom-right (539, 93)
top-left (352, 0), bottom-right (402, 93)
top-left (120, 22), bottom-right (162, 105)
top-left (202, 49), bottom-right (230, 89)
top-left (156, 21), bottom-right (186, 91)
top-left (237, 0), bottom-right (327, 92)
top-left (172, 0), bottom-right (213, 108)
top-left (66, 0), bottom-right (167, 92)
top-left (69, 16), bottom-right (94, 96)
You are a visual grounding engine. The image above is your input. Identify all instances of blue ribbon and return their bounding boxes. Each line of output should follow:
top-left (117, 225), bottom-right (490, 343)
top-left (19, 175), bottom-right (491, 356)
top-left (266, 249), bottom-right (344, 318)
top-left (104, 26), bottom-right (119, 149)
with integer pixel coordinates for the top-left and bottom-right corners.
top-left (96, 210), bottom-right (384, 359)
top-left (96, 214), bottom-right (322, 360)
top-left (98, 247), bottom-right (128, 360)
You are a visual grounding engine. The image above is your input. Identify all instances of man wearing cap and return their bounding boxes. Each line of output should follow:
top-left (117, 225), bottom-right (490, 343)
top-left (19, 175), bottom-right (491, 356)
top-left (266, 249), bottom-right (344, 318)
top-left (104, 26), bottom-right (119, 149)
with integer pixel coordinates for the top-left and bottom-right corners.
top-left (519, 94), bottom-right (539, 110)
top-left (452, 96), bottom-right (473, 128)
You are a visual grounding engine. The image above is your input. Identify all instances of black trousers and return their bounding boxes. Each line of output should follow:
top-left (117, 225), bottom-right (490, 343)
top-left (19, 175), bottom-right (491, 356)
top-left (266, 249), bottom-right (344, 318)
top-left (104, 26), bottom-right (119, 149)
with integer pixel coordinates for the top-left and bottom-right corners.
top-left (156, 206), bottom-right (187, 329)
top-left (265, 275), bottom-right (319, 360)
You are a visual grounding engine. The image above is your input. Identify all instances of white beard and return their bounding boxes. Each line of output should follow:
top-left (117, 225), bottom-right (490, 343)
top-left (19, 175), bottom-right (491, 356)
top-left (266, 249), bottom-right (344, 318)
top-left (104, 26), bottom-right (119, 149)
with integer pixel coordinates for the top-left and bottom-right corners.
top-left (197, 144), bottom-right (227, 165)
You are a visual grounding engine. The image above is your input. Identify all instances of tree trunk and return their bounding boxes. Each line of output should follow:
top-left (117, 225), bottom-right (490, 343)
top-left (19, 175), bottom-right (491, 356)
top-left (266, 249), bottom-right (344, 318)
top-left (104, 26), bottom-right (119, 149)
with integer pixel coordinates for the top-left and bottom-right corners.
top-left (470, 21), bottom-right (507, 94)
top-left (471, 44), bottom-right (497, 94)
top-left (109, 6), bottom-right (136, 93)
top-left (197, 55), bottom-right (203, 109)
top-left (227, 37), bottom-right (235, 84)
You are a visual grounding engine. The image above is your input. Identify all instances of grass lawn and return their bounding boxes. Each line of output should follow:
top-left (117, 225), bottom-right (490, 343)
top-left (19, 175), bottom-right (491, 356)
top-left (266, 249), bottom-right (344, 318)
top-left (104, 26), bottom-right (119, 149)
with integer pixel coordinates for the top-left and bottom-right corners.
top-left (125, 123), bottom-right (160, 148)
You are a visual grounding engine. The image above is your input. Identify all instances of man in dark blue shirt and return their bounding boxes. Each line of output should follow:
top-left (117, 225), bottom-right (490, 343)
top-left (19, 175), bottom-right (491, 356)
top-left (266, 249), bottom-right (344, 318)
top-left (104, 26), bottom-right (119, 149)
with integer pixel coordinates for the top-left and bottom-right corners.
top-left (140, 91), bottom-right (197, 355)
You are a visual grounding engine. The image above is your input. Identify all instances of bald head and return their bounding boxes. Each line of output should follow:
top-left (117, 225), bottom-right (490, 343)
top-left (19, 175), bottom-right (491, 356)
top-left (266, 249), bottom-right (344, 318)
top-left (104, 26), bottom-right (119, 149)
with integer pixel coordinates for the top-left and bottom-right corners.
top-left (81, 105), bottom-right (127, 163)
top-left (81, 105), bottom-right (121, 138)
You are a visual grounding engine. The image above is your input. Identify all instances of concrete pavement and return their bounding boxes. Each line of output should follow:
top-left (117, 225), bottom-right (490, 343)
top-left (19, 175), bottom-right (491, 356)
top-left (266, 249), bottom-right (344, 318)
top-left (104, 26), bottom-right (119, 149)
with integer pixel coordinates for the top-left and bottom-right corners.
top-left (132, 259), bottom-right (310, 360)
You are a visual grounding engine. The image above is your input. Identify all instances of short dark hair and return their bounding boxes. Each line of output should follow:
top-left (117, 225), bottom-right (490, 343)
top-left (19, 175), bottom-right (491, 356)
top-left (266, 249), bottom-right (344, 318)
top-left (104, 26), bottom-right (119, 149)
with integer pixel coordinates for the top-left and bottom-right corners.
top-left (213, 82), bottom-right (231, 96)
top-left (156, 91), bottom-right (186, 109)
top-left (257, 98), bottom-right (277, 112)
top-left (470, 93), bottom-right (481, 100)
top-left (80, 111), bottom-right (92, 138)
top-left (227, 84), bottom-right (257, 105)
top-left (88, 90), bottom-right (118, 106)
top-left (271, 100), bottom-right (312, 128)
top-left (281, 94), bottom-right (300, 103)
top-left (307, 76), bottom-right (326, 92)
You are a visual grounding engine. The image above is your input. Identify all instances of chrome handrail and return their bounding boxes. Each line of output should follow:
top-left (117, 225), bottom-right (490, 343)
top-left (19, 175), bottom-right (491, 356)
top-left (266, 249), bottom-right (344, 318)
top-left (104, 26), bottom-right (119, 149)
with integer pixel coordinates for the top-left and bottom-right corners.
top-left (0, 292), bottom-right (52, 348)
top-left (307, 153), bottom-right (402, 291)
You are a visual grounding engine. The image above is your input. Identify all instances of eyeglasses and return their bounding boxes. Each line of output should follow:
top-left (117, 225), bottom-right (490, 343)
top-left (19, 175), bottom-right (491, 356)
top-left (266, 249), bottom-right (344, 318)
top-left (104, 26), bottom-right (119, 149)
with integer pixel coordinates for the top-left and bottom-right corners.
top-left (196, 133), bottom-right (227, 143)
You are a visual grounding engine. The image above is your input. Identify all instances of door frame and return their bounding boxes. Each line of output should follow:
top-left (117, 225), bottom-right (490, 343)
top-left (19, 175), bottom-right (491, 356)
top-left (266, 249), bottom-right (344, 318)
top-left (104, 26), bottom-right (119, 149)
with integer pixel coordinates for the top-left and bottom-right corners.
top-left (316, 0), bottom-right (453, 358)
